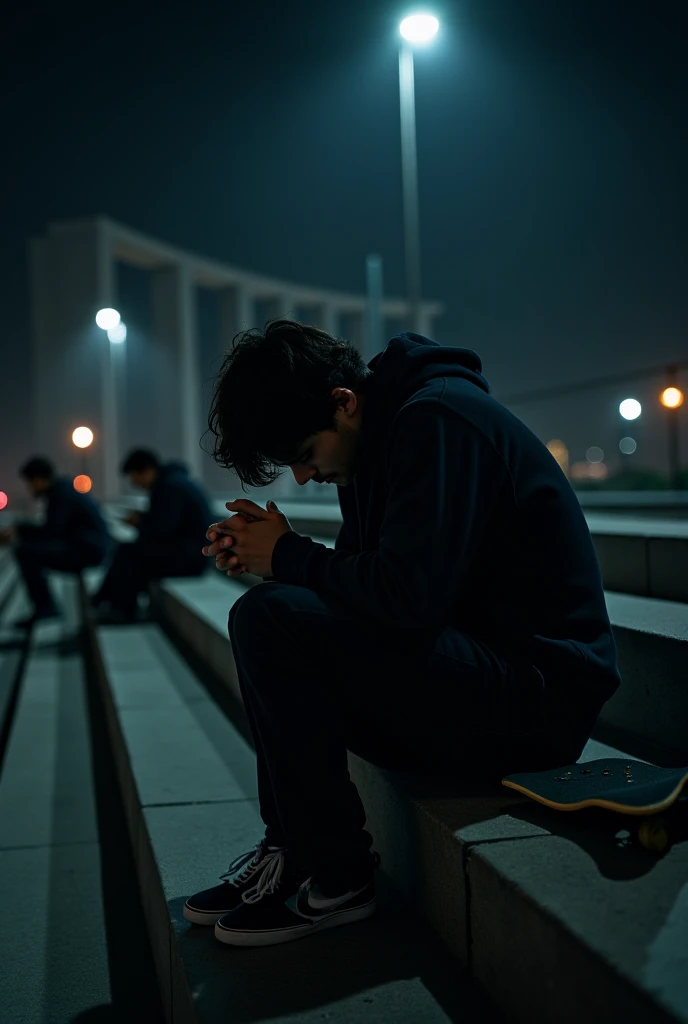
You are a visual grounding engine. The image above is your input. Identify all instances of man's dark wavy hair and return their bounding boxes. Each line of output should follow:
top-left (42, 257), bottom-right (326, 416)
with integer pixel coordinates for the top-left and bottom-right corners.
top-left (207, 319), bottom-right (372, 490)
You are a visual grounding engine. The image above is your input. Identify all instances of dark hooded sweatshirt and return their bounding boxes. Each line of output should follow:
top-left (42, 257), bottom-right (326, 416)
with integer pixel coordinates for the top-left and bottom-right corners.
top-left (17, 478), bottom-right (109, 557)
top-left (136, 461), bottom-right (213, 558)
top-left (271, 333), bottom-right (621, 711)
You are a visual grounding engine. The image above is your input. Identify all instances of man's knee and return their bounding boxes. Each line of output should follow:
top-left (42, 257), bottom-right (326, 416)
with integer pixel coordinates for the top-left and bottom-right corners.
top-left (227, 581), bottom-right (305, 640)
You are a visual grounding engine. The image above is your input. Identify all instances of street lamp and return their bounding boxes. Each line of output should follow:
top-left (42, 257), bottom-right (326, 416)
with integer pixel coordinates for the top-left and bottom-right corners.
top-left (72, 426), bottom-right (94, 449)
top-left (107, 321), bottom-right (127, 343)
top-left (95, 308), bottom-right (121, 330)
top-left (72, 425), bottom-right (94, 489)
top-left (398, 12), bottom-right (439, 333)
top-left (619, 398), bottom-right (641, 421)
top-left (94, 307), bottom-right (126, 500)
top-left (660, 371), bottom-right (684, 490)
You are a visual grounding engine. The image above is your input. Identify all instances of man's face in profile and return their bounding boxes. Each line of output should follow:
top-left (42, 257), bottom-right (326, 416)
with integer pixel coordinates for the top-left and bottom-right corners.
top-left (286, 390), bottom-right (364, 489)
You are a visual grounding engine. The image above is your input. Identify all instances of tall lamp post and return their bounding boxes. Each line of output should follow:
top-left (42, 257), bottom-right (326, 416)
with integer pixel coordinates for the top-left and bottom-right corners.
top-left (398, 13), bottom-right (439, 334)
top-left (660, 371), bottom-right (684, 491)
top-left (95, 307), bottom-right (126, 500)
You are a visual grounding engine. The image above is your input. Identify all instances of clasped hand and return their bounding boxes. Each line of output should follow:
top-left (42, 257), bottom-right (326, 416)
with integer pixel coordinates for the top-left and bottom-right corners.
top-left (203, 499), bottom-right (292, 578)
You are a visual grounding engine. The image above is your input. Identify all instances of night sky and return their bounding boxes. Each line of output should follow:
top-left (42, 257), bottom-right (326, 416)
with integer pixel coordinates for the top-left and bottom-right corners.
top-left (2, 0), bottom-right (687, 497)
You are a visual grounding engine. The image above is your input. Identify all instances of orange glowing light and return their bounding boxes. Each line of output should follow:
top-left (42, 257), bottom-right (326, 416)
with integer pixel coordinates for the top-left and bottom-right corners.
top-left (73, 475), bottom-right (92, 493)
top-left (660, 387), bottom-right (684, 409)
top-left (0, 492), bottom-right (7, 510)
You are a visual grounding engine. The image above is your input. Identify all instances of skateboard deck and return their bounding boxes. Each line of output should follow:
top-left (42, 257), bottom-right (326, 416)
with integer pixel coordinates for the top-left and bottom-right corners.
top-left (502, 758), bottom-right (688, 853)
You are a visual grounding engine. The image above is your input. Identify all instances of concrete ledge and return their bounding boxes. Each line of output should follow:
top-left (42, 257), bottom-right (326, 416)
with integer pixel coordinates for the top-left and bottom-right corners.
top-left (86, 591), bottom-right (489, 1023)
top-left (152, 575), bottom-right (688, 1024)
top-left (602, 592), bottom-right (688, 763)
top-left (588, 517), bottom-right (688, 603)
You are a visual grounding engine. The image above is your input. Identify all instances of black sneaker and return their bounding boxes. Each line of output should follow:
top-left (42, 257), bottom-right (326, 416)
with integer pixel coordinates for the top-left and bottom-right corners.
top-left (214, 850), bottom-right (381, 947)
top-left (183, 840), bottom-right (286, 925)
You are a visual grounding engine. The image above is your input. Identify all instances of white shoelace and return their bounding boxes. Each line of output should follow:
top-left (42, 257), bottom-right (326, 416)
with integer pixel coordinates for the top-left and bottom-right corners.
top-left (220, 842), bottom-right (285, 890)
top-left (242, 848), bottom-right (293, 904)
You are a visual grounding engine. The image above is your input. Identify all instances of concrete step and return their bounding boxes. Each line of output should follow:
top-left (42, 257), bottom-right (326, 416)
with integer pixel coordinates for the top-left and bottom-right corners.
top-left (0, 574), bottom-right (112, 1023)
top-left (86, 611), bottom-right (506, 1023)
top-left (0, 554), bottom-right (24, 743)
top-left (151, 573), bottom-right (688, 1024)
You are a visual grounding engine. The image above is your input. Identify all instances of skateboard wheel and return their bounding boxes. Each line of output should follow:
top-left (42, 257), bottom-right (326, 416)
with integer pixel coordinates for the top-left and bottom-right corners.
top-left (638, 820), bottom-right (669, 854)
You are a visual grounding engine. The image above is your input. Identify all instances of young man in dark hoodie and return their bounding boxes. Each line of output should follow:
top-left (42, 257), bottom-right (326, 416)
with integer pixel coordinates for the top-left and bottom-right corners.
top-left (0, 456), bottom-right (110, 627)
top-left (92, 448), bottom-right (213, 623)
top-left (184, 320), bottom-right (621, 948)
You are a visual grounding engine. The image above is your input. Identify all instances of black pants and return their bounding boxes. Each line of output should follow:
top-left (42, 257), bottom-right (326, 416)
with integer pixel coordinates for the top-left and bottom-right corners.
top-left (94, 541), bottom-right (206, 616)
top-left (228, 581), bottom-right (599, 871)
top-left (15, 539), bottom-right (107, 614)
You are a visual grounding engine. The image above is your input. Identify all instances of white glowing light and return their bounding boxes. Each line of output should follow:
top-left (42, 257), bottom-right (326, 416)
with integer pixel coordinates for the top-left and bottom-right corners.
top-left (400, 13), bottom-right (439, 43)
top-left (586, 446), bottom-right (604, 464)
top-left (107, 321), bottom-right (127, 343)
top-left (619, 437), bottom-right (637, 455)
top-left (72, 426), bottom-right (94, 449)
top-left (95, 308), bottom-right (121, 330)
top-left (619, 398), bottom-right (642, 421)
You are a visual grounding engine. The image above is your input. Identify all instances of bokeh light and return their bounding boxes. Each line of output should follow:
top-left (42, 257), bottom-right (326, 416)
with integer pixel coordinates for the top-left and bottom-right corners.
top-left (546, 439), bottom-right (569, 475)
top-left (571, 461), bottom-right (609, 482)
top-left (619, 398), bottom-right (642, 421)
top-left (660, 387), bottom-right (684, 409)
top-left (400, 13), bottom-right (439, 43)
top-left (72, 426), bottom-right (94, 449)
top-left (107, 322), bottom-right (127, 343)
top-left (95, 308), bottom-right (121, 330)
top-left (619, 437), bottom-right (637, 455)
top-left (0, 492), bottom-right (7, 510)
top-left (73, 475), bottom-right (92, 493)
top-left (586, 446), bottom-right (604, 464)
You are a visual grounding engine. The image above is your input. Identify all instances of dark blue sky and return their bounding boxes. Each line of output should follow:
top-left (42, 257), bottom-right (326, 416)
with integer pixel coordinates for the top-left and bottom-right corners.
top-left (2, 0), bottom-right (687, 494)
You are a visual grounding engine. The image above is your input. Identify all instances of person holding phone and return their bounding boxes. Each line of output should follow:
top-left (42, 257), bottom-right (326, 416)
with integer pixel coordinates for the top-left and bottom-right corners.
top-left (0, 456), bottom-right (109, 627)
top-left (91, 448), bottom-right (213, 623)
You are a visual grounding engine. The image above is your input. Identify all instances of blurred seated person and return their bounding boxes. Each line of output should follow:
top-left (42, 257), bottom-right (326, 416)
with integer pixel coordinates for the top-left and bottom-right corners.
top-left (0, 456), bottom-right (109, 627)
top-left (92, 448), bottom-right (212, 623)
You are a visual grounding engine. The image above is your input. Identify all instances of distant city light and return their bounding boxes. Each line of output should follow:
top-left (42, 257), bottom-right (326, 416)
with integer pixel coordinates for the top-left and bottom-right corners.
top-left (95, 308), bottom-right (121, 330)
top-left (107, 321), bottom-right (127, 343)
top-left (0, 492), bottom-right (7, 510)
top-left (73, 475), bottom-right (92, 493)
top-left (619, 437), bottom-right (637, 455)
top-left (660, 387), bottom-right (684, 410)
top-left (546, 439), bottom-right (569, 475)
top-left (399, 13), bottom-right (439, 43)
top-left (619, 398), bottom-right (642, 421)
top-left (571, 461), bottom-right (609, 482)
top-left (72, 426), bottom-right (94, 449)
top-left (586, 446), bottom-right (604, 464)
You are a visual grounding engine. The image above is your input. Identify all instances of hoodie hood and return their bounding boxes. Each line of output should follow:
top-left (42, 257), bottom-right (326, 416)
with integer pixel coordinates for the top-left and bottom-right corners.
top-left (359, 333), bottom-right (490, 454)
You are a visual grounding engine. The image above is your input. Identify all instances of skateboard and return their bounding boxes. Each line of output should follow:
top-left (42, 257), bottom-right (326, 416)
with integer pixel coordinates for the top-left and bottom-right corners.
top-left (502, 758), bottom-right (688, 854)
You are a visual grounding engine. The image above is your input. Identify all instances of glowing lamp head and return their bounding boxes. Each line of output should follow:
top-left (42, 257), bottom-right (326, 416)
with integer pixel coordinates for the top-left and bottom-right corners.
top-left (73, 475), bottom-right (92, 494)
top-left (619, 398), bottom-right (642, 421)
top-left (72, 426), bottom-right (94, 449)
top-left (107, 322), bottom-right (127, 343)
top-left (660, 387), bottom-right (684, 410)
top-left (95, 308), bottom-right (121, 330)
top-left (0, 492), bottom-right (7, 510)
top-left (400, 13), bottom-right (439, 43)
